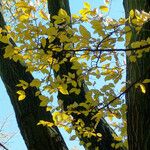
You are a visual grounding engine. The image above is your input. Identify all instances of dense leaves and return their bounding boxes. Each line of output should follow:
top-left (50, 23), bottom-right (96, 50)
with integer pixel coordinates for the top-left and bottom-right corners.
top-left (0, 0), bottom-right (150, 149)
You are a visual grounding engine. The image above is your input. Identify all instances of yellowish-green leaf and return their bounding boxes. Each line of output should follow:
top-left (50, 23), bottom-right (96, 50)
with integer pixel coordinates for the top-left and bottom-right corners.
top-left (30, 79), bottom-right (41, 88)
top-left (70, 135), bottom-right (77, 141)
top-left (41, 38), bottom-right (46, 48)
top-left (0, 35), bottom-right (9, 43)
top-left (143, 79), bottom-right (150, 83)
top-left (39, 10), bottom-right (48, 20)
top-left (79, 25), bottom-right (91, 39)
top-left (39, 95), bottom-right (49, 101)
top-left (17, 80), bottom-right (29, 90)
top-left (47, 27), bottom-right (58, 36)
top-left (99, 5), bottom-right (109, 13)
top-left (53, 64), bottom-right (60, 72)
top-left (58, 9), bottom-right (68, 17)
top-left (129, 55), bottom-right (136, 62)
top-left (97, 133), bottom-right (102, 137)
top-left (130, 10), bottom-right (134, 19)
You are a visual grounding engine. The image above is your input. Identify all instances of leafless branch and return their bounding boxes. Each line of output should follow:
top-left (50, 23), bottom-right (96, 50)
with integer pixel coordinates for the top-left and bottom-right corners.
top-left (0, 142), bottom-right (8, 150)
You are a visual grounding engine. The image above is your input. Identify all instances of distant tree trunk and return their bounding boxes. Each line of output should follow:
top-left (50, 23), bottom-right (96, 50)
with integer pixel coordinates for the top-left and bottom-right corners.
top-left (47, 0), bottom-right (126, 149)
top-left (123, 0), bottom-right (150, 149)
top-left (0, 11), bottom-right (68, 150)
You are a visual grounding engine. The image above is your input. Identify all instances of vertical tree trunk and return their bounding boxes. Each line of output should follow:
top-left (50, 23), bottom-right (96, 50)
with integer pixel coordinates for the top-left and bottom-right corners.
top-left (123, 0), bottom-right (150, 149)
top-left (0, 11), bottom-right (68, 150)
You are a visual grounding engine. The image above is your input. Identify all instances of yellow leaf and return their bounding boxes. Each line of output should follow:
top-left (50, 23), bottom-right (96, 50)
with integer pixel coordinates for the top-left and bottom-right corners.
top-left (19, 14), bottom-right (30, 21)
top-left (17, 90), bottom-right (26, 101)
top-left (83, 2), bottom-right (91, 10)
top-left (130, 10), bottom-right (134, 19)
top-left (39, 10), bottom-right (48, 20)
top-left (58, 85), bottom-right (69, 95)
top-left (99, 5), bottom-right (109, 13)
top-left (139, 84), bottom-right (146, 94)
top-left (18, 94), bottom-right (26, 101)
top-left (46, 106), bottom-right (52, 111)
top-left (114, 136), bottom-right (122, 141)
top-left (37, 120), bottom-right (54, 127)
top-left (16, 1), bottom-right (27, 7)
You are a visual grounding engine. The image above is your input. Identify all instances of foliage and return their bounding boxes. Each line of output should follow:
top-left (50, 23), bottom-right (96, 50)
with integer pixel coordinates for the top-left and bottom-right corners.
top-left (0, 0), bottom-right (150, 148)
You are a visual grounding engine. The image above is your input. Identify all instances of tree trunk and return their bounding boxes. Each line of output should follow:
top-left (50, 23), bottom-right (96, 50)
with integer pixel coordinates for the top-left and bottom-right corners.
top-left (47, 0), bottom-right (126, 149)
top-left (123, 0), bottom-right (150, 149)
top-left (0, 11), bottom-right (68, 150)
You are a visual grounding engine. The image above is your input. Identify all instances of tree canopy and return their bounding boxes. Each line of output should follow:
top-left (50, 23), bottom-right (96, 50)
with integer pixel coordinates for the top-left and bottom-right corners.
top-left (0, 0), bottom-right (150, 149)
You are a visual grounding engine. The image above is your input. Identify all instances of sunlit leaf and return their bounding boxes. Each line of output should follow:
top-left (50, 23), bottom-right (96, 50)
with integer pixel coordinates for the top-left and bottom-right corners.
top-left (139, 84), bottom-right (146, 94)
top-left (58, 85), bottom-right (69, 95)
top-left (143, 79), bottom-right (150, 83)
top-left (39, 10), bottom-right (48, 20)
top-left (99, 5), bottom-right (109, 12)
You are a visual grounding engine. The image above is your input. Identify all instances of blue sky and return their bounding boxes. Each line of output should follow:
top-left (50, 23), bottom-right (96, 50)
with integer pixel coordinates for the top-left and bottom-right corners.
top-left (0, 0), bottom-right (124, 150)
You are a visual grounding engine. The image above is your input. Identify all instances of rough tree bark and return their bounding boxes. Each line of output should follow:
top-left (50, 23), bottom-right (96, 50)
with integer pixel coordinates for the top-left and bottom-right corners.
top-left (123, 0), bottom-right (150, 149)
top-left (0, 9), bottom-right (68, 150)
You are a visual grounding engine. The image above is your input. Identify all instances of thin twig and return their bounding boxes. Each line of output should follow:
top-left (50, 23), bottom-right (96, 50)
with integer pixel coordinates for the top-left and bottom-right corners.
top-left (71, 44), bottom-right (150, 52)
top-left (0, 142), bottom-right (9, 150)
top-left (26, 44), bottom-right (150, 53)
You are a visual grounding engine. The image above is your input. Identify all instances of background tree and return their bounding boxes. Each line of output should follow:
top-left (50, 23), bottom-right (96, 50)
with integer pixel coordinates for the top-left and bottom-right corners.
top-left (123, 0), bottom-right (150, 149)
